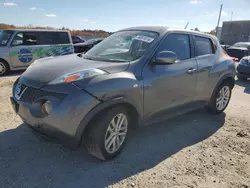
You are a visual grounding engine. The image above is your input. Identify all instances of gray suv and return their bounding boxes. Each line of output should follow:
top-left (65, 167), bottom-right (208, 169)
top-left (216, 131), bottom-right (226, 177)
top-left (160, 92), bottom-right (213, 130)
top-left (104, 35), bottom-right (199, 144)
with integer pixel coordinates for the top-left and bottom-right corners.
top-left (10, 27), bottom-right (236, 161)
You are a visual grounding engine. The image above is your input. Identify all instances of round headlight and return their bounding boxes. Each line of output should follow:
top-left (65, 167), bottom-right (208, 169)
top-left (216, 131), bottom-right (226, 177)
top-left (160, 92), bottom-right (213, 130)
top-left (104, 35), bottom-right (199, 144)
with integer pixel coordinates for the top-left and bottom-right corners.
top-left (41, 101), bottom-right (52, 115)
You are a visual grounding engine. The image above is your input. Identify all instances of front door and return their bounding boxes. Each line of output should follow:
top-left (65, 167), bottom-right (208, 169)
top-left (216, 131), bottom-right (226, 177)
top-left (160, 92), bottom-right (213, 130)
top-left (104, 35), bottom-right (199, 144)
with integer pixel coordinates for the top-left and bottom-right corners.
top-left (142, 33), bottom-right (198, 120)
top-left (10, 32), bottom-right (40, 68)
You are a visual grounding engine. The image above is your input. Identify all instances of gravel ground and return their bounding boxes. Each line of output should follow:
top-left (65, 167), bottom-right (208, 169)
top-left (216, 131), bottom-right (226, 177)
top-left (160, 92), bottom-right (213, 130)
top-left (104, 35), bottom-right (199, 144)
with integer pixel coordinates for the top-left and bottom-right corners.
top-left (0, 73), bottom-right (250, 188)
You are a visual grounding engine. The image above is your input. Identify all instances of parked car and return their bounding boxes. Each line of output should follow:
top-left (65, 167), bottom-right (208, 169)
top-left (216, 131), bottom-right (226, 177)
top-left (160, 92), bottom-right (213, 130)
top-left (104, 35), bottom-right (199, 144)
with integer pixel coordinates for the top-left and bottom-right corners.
top-left (221, 44), bottom-right (230, 50)
top-left (0, 29), bottom-right (74, 76)
top-left (73, 38), bottom-right (103, 53)
top-left (237, 56), bottom-right (250, 81)
top-left (223, 49), bottom-right (238, 63)
top-left (226, 42), bottom-right (250, 61)
top-left (10, 27), bottom-right (235, 161)
top-left (71, 35), bottom-right (86, 44)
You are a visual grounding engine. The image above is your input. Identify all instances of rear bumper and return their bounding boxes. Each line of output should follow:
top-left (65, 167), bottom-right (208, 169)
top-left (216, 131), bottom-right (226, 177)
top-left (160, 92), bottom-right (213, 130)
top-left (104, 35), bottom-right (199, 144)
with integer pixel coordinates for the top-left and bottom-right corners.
top-left (237, 65), bottom-right (250, 77)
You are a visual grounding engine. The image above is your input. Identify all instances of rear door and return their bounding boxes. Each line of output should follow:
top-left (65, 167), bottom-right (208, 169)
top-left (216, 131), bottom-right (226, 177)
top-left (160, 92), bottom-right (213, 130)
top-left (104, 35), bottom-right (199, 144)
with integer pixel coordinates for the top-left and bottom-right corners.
top-left (36, 31), bottom-right (74, 58)
top-left (192, 35), bottom-right (217, 101)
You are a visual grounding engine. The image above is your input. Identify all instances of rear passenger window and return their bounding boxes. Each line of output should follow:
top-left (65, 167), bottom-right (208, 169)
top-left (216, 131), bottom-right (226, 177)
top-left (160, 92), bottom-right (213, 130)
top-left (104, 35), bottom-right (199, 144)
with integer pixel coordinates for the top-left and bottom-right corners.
top-left (53, 32), bottom-right (70, 44)
top-left (157, 34), bottom-right (191, 60)
top-left (38, 32), bottom-right (53, 45)
top-left (194, 36), bottom-right (214, 56)
top-left (38, 32), bottom-right (70, 45)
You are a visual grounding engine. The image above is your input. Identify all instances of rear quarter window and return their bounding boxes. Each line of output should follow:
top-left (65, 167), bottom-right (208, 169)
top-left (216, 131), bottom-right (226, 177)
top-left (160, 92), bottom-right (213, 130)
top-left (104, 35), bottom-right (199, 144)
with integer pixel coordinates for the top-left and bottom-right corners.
top-left (194, 36), bottom-right (215, 56)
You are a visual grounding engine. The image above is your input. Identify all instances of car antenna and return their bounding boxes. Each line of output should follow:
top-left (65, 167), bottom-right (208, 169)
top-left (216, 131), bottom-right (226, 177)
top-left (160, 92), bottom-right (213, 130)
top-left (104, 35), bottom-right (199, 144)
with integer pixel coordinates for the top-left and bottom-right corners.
top-left (184, 22), bottom-right (189, 29)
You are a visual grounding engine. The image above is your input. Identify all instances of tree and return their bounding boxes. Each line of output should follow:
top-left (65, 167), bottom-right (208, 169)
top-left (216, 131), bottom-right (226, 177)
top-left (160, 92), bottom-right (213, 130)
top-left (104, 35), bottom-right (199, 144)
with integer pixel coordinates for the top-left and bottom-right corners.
top-left (194, 27), bottom-right (200, 32)
top-left (208, 29), bottom-right (216, 36)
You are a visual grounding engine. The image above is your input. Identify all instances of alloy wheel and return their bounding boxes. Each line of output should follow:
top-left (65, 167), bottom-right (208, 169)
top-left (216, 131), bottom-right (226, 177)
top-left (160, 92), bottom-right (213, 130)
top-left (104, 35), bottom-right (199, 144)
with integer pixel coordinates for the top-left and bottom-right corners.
top-left (104, 113), bottom-right (128, 154)
top-left (0, 62), bottom-right (6, 75)
top-left (216, 86), bottom-right (230, 111)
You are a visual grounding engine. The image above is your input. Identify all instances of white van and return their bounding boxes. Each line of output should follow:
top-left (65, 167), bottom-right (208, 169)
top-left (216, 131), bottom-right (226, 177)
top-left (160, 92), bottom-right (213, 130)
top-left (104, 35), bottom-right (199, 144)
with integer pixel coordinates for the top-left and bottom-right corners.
top-left (0, 29), bottom-right (74, 75)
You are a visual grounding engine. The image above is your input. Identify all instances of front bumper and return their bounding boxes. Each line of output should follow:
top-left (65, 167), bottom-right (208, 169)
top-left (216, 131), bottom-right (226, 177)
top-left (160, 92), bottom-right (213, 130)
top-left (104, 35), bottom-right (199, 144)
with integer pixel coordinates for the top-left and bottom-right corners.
top-left (11, 81), bottom-right (100, 147)
top-left (237, 64), bottom-right (250, 77)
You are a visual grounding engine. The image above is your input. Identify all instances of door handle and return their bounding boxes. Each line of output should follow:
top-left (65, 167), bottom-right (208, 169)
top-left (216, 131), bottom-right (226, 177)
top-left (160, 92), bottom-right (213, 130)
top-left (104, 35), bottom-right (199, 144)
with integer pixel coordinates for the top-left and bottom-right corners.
top-left (187, 68), bottom-right (197, 74)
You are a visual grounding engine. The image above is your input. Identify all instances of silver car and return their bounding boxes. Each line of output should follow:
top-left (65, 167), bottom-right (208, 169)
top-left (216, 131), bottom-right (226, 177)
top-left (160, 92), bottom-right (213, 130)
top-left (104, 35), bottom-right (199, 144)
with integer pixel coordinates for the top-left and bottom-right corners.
top-left (0, 29), bottom-right (74, 75)
top-left (11, 27), bottom-right (236, 161)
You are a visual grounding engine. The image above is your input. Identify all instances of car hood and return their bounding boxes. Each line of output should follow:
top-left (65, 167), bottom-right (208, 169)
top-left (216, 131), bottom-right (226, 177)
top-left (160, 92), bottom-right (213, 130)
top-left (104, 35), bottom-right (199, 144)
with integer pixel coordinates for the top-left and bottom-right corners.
top-left (20, 54), bottom-right (129, 88)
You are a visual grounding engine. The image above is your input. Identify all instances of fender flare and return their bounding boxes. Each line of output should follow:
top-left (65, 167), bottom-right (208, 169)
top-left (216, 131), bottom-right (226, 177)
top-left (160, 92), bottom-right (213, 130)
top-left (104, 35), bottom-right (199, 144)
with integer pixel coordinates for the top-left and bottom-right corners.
top-left (209, 73), bottom-right (235, 101)
top-left (0, 58), bottom-right (10, 65)
top-left (75, 96), bottom-right (142, 143)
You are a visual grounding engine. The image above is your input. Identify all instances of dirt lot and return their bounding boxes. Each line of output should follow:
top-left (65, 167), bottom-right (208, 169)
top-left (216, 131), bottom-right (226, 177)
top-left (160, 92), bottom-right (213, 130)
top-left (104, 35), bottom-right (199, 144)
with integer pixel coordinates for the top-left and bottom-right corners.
top-left (0, 73), bottom-right (250, 188)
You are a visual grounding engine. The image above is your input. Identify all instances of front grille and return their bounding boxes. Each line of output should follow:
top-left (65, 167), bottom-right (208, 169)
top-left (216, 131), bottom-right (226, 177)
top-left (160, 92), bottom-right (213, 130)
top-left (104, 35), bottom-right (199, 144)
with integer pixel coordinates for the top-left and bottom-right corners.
top-left (19, 86), bottom-right (66, 103)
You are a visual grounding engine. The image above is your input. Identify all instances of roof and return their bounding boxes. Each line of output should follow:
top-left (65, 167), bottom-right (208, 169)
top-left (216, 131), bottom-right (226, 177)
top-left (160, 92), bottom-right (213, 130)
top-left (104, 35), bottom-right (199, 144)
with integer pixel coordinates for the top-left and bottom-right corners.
top-left (223, 20), bottom-right (250, 23)
top-left (118, 26), bottom-right (215, 38)
top-left (2, 29), bottom-right (69, 32)
top-left (234, 42), bottom-right (250, 45)
top-left (119, 26), bottom-right (168, 33)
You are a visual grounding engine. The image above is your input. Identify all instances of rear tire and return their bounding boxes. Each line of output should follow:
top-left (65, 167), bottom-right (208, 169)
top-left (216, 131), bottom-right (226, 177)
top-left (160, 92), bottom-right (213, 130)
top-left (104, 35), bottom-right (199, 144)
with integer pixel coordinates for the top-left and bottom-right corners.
top-left (237, 75), bottom-right (247, 81)
top-left (206, 82), bottom-right (232, 114)
top-left (0, 60), bottom-right (10, 76)
top-left (84, 106), bottom-right (131, 161)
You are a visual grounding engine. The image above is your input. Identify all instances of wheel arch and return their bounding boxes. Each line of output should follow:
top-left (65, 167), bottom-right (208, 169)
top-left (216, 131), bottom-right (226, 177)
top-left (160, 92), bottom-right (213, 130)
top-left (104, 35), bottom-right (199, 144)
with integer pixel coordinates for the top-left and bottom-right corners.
top-left (0, 58), bottom-right (10, 75)
top-left (210, 73), bottom-right (235, 101)
top-left (75, 97), bottom-right (142, 144)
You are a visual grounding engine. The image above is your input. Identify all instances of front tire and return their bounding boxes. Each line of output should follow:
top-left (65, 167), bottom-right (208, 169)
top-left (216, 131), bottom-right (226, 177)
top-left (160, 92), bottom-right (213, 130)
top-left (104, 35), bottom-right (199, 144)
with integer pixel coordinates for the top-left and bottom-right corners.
top-left (84, 106), bottom-right (130, 161)
top-left (0, 61), bottom-right (10, 76)
top-left (206, 82), bottom-right (232, 114)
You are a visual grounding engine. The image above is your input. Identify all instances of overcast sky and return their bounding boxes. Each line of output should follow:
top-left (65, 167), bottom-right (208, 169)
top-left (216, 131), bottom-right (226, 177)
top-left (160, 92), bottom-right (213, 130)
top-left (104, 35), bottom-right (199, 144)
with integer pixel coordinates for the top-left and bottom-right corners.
top-left (1, 0), bottom-right (250, 31)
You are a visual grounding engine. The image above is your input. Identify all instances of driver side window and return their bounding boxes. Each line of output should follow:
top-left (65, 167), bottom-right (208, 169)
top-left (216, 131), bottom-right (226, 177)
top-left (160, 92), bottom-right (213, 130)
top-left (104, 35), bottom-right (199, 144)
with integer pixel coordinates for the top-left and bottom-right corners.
top-left (12, 32), bottom-right (37, 46)
top-left (157, 33), bottom-right (191, 60)
top-left (12, 33), bottom-right (23, 46)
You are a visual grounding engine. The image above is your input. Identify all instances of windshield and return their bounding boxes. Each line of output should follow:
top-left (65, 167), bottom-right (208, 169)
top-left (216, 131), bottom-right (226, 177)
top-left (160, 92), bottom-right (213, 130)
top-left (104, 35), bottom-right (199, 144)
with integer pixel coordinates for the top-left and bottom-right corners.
top-left (0, 30), bottom-right (14, 46)
top-left (233, 42), bottom-right (250, 48)
top-left (84, 30), bottom-right (158, 62)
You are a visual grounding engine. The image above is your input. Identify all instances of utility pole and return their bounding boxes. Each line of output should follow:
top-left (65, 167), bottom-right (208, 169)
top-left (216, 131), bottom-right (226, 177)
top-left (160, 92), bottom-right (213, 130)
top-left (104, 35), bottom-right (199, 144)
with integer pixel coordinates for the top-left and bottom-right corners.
top-left (184, 22), bottom-right (189, 29)
top-left (230, 12), bottom-right (233, 21)
top-left (216, 4), bottom-right (223, 37)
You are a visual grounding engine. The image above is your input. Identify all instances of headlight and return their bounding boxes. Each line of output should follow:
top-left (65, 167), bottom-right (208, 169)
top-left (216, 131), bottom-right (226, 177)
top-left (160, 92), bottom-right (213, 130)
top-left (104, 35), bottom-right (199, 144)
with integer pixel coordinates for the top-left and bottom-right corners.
top-left (48, 69), bottom-right (107, 85)
top-left (239, 59), bottom-right (249, 67)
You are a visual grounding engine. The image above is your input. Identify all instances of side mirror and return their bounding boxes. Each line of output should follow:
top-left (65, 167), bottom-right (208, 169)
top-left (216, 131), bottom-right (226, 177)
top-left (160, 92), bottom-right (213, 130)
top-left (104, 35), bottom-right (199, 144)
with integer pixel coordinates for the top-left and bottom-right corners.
top-left (154, 51), bottom-right (177, 65)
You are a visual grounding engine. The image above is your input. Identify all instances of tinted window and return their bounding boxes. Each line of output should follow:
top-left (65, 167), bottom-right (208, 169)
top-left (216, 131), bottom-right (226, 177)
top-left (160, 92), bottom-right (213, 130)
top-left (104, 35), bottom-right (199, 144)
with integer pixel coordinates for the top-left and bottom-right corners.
top-left (38, 32), bottom-right (53, 45)
top-left (55, 32), bottom-right (70, 44)
top-left (12, 32), bottom-right (37, 46)
top-left (195, 36), bottom-right (214, 56)
top-left (157, 34), bottom-right (191, 60)
top-left (38, 32), bottom-right (70, 45)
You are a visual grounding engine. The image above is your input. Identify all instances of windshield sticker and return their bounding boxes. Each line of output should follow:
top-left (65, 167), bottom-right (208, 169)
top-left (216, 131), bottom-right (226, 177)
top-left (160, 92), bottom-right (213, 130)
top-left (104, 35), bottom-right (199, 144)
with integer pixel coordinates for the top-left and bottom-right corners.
top-left (134, 35), bottom-right (155, 43)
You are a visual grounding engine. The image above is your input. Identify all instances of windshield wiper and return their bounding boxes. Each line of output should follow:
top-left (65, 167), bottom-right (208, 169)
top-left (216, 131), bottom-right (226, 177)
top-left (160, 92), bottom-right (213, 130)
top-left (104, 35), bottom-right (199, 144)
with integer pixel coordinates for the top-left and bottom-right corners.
top-left (105, 59), bottom-right (128, 62)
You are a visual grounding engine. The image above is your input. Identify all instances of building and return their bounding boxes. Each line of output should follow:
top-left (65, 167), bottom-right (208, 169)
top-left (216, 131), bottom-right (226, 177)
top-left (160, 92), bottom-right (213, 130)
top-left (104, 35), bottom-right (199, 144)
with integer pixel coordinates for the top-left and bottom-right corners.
top-left (216, 26), bottom-right (222, 41)
top-left (220, 20), bottom-right (250, 45)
